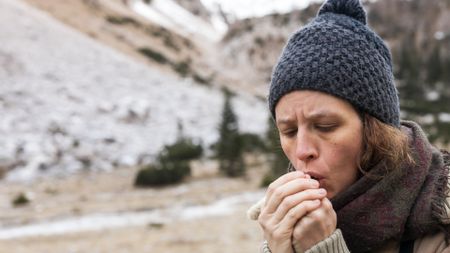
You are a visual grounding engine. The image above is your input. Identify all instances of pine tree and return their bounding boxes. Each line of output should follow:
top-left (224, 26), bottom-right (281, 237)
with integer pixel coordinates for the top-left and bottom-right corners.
top-left (395, 39), bottom-right (450, 144)
top-left (261, 116), bottom-right (289, 186)
top-left (215, 88), bottom-right (245, 177)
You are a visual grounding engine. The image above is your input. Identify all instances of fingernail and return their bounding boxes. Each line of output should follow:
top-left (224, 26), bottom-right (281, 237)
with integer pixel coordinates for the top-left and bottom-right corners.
top-left (318, 188), bottom-right (326, 195)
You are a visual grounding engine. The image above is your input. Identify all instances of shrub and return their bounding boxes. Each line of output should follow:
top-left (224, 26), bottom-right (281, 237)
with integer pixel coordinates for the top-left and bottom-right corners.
top-left (135, 162), bottom-right (190, 187)
top-left (106, 15), bottom-right (138, 26)
top-left (138, 48), bottom-right (168, 64)
top-left (163, 36), bottom-right (180, 52)
top-left (192, 73), bottom-right (210, 85)
top-left (172, 60), bottom-right (190, 77)
top-left (134, 137), bottom-right (202, 187)
top-left (148, 27), bottom-right (171, 39)
top-left (12, 192), bottom-right (29, 207)
top-left (159, 138), bottom-right (203, 162)
top-left (254, 37), bottom-right (265, 47)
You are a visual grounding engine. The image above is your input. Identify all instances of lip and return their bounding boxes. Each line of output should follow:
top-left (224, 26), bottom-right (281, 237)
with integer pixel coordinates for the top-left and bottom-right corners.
top-left (305, 171), bottom-right (325, 182)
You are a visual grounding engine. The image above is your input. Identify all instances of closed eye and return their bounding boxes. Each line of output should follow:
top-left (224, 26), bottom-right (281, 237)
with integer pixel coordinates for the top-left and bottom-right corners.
top-left (315, 124), bottom-right (337, 132)
top-left (280, 128), bottom-right (297, 137)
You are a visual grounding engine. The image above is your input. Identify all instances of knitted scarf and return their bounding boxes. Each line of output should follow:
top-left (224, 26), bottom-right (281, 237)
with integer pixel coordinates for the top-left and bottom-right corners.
top-left (330, 121), bottom-right (450, 252)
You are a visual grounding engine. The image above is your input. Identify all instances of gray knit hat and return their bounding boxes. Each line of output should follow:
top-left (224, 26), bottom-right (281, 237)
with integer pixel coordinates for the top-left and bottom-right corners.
top-left (269, 0), bottom-right (400, 127)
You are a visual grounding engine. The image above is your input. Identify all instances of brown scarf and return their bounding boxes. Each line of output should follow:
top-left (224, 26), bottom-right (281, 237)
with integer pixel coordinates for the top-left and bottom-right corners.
top-left (329, 121), bottom-right (450, 252)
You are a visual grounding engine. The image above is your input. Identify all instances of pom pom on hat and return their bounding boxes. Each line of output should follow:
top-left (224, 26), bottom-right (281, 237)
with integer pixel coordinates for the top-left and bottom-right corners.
top-left (318, 0), bottom-right (367, 25)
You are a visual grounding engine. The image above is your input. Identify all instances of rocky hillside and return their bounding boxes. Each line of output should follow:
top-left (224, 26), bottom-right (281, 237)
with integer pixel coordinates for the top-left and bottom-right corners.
top-left (216, 3), bottom-right (322, 96)
top-left (22, 0), bottom-right (217, 88)
top-left (0, 0), bottom-right (268, 181)
top-left (173, 0), bottom-right (212, 22)
top-left (3, 0), bottom-right (448, 181)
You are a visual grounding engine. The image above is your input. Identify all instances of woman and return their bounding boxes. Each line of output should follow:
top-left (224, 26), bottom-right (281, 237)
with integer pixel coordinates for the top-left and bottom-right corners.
top-left (248, 0), bottom-right (450, 252)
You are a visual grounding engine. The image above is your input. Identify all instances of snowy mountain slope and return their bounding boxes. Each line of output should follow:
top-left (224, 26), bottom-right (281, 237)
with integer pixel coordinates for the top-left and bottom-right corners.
top-left (129, 0), bottom-right (224, 41)
top-left (128, 0), bottom-right (321, 43)
top-left (0, 0), bottom-right (268, 181)
top-left (201, 0), bottom-right (321, 20)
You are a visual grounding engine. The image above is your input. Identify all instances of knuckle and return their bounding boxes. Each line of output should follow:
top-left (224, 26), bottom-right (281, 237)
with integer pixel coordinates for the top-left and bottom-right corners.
top-left (282, 196), bottom-right (294, 209)
top-left (257, 215), bottom-right (269, 227)
top-left (306, 200), bottom-right (319, 209)
top-left (273, 188), bottom-right (284, 198)
top-left (308, 212), bottom-right (322, 222)
top-left (267, 183), bottom-right (276, 194)
top-left (286, 209), bottom-right (298, 220)
top-left (257, 216), bottom-right (265, 226)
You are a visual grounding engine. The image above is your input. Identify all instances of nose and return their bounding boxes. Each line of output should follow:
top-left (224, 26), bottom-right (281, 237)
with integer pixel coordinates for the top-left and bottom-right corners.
top-left (295, 129), bottom-right (318, 163)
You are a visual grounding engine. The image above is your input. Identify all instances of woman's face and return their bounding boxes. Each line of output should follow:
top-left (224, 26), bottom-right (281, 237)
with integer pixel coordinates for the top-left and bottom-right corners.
top-left (275, 90), bottom-right (363, 199)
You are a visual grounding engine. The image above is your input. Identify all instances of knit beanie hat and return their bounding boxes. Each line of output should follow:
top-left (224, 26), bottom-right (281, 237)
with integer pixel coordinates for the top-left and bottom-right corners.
top-left (268, 0), bottom-right (400, 127)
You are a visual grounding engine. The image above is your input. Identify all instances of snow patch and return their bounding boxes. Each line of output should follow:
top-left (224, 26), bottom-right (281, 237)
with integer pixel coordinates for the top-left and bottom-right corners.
top-left (130, 0), bottom-right (223, 41)
top-left (200, 0), bottom-right (322, 20)
top-left (0, 191), bottom-right (264, 239)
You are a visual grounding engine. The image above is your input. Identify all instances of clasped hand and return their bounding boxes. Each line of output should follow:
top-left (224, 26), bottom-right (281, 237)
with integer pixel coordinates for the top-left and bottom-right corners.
top-left (258, 171), bottom-right (337, 253)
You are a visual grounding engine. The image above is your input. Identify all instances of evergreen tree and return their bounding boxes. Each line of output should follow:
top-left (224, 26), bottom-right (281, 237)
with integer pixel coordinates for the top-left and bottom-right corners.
top-left (395, 40), bottom-right (450, 144)
top-left (215, 88), bottom-right (245, 177)
top-left (366, 0), bottom-right (450, 144)
top-left (427, 45), bottom-right (442, 84)
top-left (261, 116), bottom-right (289, 186)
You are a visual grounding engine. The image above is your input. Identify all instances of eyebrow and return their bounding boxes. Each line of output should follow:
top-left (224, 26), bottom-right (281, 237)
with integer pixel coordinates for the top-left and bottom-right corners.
top-left (276, 111), bottom-right (340, 125)
top-left (307, 111), bottom-right (340, 120)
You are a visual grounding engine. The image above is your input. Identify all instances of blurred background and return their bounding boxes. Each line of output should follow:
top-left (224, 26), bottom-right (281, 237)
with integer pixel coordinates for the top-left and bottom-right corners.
top-left (0, 0), bottom-right (448, 252)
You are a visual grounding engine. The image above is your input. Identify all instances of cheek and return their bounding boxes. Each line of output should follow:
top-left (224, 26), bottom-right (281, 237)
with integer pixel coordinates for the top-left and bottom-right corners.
top-left (328, 144), bottom-right (359, 168)
top-left (280, 137), bottom-right (296, 162)
top-left (325, 137), bottom-right (362, 182)
top-left (279, 138), bottom-right (290, 156)
top-left (328, 123), bottom-right (363, 167)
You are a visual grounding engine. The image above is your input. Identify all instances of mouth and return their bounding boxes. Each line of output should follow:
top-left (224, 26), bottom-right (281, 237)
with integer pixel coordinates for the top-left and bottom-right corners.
top-left (306, 172), bottom-right (324, 182)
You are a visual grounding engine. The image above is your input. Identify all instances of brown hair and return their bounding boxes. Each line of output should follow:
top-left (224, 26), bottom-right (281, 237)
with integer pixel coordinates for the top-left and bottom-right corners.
top-left (359, 114), bottom-right (413, 175)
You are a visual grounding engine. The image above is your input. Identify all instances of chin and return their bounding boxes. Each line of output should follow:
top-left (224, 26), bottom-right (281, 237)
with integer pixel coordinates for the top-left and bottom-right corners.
top-left (326, 189), bottom-right (336, 199)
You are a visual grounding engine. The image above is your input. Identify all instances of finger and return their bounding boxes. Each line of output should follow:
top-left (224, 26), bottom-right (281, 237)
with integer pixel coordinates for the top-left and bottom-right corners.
top-left (266, 171), bottom-right (305, 198)
top-left (321, 198), bottom-right (334, 211)
top-left (264, 171), bottom-right (306, 208)
top-left (293, 198), bottom-right (337, 240)
top-left (278, 199), bottom-right (322, 230)
top-left (320, 198), bottom-right (337, 221)
top-left (306, 198), bottom-right (335, 219)
top-left (272, 188), bottom-right (327, 222)
top-left (265, 178), bottom-right (320, 214)
top-left (304, 198), bottom-right (335, 222)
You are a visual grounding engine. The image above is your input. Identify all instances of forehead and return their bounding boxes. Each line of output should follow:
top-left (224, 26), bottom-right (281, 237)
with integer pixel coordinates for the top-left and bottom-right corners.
top-left (275, 90), bottom-right (357, 119)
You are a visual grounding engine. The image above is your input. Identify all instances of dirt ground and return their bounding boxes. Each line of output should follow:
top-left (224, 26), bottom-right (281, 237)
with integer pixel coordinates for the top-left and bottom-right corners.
top-left (0, 165), bottom-right (267, 253)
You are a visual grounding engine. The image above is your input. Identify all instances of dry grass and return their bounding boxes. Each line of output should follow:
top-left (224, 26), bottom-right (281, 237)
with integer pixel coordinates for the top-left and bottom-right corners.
top-left (0, 165), bottom-right (266, 252)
